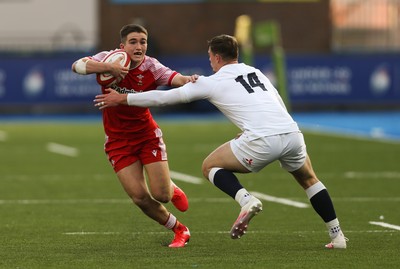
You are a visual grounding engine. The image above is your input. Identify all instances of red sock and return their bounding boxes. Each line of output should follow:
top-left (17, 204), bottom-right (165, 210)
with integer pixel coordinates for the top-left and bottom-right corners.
top-left (173, 221), bottom-right (186, 232)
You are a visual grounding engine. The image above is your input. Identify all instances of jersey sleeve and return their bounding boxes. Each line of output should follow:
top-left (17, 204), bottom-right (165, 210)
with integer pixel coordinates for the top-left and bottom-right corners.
top-left (127, 88), bottom-right (185, 107)
top-left (127, 76), bottom-right (210, 107)
top-left (178, 76), bottom-right (211, 101)
top-left (144, 56), bottom-right (178, 86)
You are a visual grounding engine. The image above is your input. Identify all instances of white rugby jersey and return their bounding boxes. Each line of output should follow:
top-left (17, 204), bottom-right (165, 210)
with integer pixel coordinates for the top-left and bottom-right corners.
top-left (127, 63), bottom-right (299, 139)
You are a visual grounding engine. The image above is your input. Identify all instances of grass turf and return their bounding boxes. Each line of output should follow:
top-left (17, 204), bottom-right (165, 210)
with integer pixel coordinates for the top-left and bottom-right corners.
top-left (0, 120), bottom-right (399, 269)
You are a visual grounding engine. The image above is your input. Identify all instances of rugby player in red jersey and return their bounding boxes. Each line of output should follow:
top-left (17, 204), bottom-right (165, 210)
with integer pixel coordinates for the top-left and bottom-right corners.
top-left (72, 24), bottom-right (198, 248)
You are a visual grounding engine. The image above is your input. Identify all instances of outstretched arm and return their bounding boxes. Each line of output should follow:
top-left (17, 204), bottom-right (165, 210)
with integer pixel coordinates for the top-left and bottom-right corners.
top-left (94, 88), bottom-right (188, 110)
top-left (94, 89), bottom-right (128, 109)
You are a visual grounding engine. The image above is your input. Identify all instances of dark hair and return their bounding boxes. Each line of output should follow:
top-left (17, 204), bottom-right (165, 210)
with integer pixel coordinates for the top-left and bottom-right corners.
top-left (120, 24), bottom-right (148, 43)
top-left (208, 34), bottom-right (239, 61)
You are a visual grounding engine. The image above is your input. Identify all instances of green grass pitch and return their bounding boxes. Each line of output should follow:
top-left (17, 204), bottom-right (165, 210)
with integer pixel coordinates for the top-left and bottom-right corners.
top-left (0, 119), bottom-right (399, 269)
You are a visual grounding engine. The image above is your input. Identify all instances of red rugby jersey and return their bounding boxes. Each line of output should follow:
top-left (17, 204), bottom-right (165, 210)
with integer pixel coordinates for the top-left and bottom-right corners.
top-left (93, 51), bottom-right (178, 139)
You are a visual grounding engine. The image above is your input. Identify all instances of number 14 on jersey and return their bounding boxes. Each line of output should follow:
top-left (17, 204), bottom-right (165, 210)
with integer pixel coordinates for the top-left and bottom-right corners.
top-left (235, 72), bottom-right (268, 93)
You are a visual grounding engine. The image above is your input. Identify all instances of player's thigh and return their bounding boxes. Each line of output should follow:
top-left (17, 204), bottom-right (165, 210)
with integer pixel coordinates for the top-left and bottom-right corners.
top-left (202, 141), bottom-right (249, 176)
top-left (279, 132), bottom-right (307, 172)
top-left (144, 161), bottom-right (172, 200)
top-left (230, 134), bottom-right (284, 173)
top-left (116, 160), bottom-right (149, 199)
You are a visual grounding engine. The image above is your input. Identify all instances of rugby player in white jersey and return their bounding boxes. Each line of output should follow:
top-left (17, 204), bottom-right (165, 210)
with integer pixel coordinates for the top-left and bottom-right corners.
top-left (94, 34), bottom-right (348, 249)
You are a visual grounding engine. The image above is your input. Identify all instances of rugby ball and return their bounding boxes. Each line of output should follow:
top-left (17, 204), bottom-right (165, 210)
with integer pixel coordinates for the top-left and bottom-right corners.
top-left (96, 49), bottom-right (131, 87)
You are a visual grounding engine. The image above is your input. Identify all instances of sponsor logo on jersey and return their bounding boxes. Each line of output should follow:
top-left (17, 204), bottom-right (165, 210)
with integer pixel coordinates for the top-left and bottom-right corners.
top-left (112, 85), bottom-right (142, 94)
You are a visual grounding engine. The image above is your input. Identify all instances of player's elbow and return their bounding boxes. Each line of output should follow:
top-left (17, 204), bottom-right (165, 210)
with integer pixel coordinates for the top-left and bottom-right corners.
top-left (72, 57), bottom-right (90, 75)
top-left (71, 62), bottom-right (77, 73)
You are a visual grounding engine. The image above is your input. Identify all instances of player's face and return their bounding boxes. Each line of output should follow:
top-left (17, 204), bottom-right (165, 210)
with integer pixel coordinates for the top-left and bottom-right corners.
top-left (121, 32), bottom-right (148, 66)
top-left (208, 48), bottom-right (219, 73)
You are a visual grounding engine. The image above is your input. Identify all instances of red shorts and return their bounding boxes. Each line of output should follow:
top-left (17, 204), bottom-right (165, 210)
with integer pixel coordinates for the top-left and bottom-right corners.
top-left (104, 128), bottom-right (168, 173)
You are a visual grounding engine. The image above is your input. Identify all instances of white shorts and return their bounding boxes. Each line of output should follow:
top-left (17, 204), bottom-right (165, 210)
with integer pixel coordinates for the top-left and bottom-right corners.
top-left (230, 131), bottom-right (307, 172)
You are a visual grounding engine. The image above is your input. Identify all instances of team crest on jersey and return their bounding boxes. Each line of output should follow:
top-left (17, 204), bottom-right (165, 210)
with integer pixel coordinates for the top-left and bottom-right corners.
top-left (243, 158), bottom-right (253, 167)
top-left (136, 74), bottom-right (144, 86)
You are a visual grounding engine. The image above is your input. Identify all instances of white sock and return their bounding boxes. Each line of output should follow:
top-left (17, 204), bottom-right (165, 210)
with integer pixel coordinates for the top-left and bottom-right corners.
top-left (208, 167), bottom-right (222, 185)
top-left (235, 188), bottom-right (251, 207)
top-left (305, 181), bottom-right (326, 199)
top-left (163, 213), bottom-right (177, 230)
top-left (326, 218), bottom-right (341, 239)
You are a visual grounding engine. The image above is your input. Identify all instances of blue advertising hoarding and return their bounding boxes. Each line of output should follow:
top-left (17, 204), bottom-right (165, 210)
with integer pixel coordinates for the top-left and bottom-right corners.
top-left (0, 56), bottom-right (99, 106)
top-left (0, 53), bottom-right (399, 111)
top-left (284, 54), bottom-right (400, 106)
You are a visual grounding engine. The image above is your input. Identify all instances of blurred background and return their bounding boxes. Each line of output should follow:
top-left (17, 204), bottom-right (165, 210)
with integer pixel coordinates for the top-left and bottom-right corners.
top-left (0, 0), bottom-right (399, 115)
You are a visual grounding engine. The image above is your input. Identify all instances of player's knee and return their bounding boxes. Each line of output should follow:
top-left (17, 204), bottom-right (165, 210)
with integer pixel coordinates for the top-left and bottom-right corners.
top-left (201, 159), bottom-right (212, 179)
top-left (201, 163), bottom-right (211, 180)
top-left (302, 176), bottom-right (319, 189)
top-left (292, 172), bottom-right (318, 189)
top-left (131, 193), bottom-right (152, 207)
top-left (152, 192), bottom-right (170, 204)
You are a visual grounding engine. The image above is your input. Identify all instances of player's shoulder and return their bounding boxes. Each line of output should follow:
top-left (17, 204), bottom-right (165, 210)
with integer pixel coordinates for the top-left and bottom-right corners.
top-left (194, 74), bottom-right (221, 92)
top-left (238, 63), bottom-right (259, 72)
top-left (237, 64), bottom-right (266, 80)
top-left (143, 55), bottom-right (159, 63)
top-left (219, 63), bottom-right (255, 73)
top-left (212, 63), bottom-right (246, 79)
top-left (196, 75), bottom-right (213, 83)
top-left (143, 55), bottom-right (162, 66)
top-left (140, 55), bottom-right (168, 70)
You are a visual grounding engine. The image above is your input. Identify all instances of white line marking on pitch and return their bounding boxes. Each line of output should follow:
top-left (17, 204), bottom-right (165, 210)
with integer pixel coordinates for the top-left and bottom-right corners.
top-left (251, 191), bottom-right (309, 208)
top-left (0, 199), bottom-right (129, 205)
top-left (369, 221), bottom-right (400, 231)
top-left (46, 142), bottom-right (79, 157)
top-left (170, 170), bottom-right (203, 184)
top-left (333, 197), bottom-right (400, 202)
top-left (345, 171), bottom-right (400, 179)
top-left (65, 232), bottom-right (120, 235)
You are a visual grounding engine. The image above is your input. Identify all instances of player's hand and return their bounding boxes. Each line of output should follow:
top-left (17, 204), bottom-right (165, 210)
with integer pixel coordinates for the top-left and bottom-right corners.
top-left (94, 89), bottom-right (128, 109)
top-left (189, 74), bottom-right (199, 82)
top-left (108, 56), bottom-right (129, 79)
top-left (186, 74), bottom-right (199, 83)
